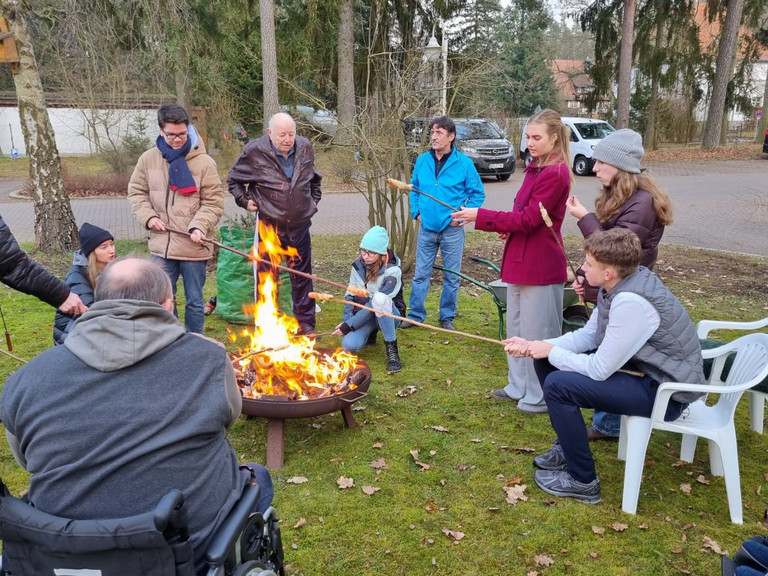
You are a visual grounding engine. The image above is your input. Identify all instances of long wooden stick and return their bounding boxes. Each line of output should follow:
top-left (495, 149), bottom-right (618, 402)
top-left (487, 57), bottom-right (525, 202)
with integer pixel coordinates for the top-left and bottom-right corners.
top-left (310, 292), bottom-right (505, 347)
top-left (165, 227), bottom-right (358, 295)
top-left (386, 178), bottom-right (458, 212)
top-left (0, 347), bottom-right (27, 364)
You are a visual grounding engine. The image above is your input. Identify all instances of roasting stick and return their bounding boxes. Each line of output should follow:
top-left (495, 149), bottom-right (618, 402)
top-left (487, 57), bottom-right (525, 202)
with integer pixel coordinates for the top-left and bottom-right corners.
top-left (537, 203), bottom-right (589, 310)
top-left (231, 344), bottom-right (290, 364)
top-left (0, 347), bottom-right (27, 364)
top-left (164, 227), bottom-right (369, 298)
top-left (386, 178), bottom-right (458, 212)
top-left (309, 292), bottom-right (505, 347)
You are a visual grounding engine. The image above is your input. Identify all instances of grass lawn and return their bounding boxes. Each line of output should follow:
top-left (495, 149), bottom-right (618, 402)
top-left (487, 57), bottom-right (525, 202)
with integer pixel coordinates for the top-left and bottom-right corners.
top-left (0, 233), bottom-right (766, 575)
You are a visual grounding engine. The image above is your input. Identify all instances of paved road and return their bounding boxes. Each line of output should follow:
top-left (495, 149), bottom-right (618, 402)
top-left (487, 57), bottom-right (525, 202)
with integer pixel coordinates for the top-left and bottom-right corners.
top-left (1, 158), bottom-right (766, 256)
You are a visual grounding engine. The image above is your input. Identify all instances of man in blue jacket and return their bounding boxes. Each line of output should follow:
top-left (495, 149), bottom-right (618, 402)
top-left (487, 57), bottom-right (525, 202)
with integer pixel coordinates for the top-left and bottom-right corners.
top-left (402, 116), bottom-right (484, 331)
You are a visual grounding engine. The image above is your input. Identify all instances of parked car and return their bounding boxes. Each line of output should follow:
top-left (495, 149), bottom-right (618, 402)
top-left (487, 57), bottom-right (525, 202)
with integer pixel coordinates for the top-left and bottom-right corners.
top-left (763, 126), bottom-right (768, 154)
top-left (519, 116), bottom-right (615, 176)
top-left (404, 117), bottom-right (516, 181)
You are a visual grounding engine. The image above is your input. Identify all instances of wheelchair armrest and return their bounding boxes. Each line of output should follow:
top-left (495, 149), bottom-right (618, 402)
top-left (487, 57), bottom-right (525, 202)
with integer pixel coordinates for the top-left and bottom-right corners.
top-left (204, 481), bottom-right (261, 566)
top-left (153, 489), bottom-right (185, 532)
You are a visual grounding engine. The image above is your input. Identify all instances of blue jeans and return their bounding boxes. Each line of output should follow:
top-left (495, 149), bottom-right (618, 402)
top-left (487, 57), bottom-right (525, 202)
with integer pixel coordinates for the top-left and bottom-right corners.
top-left (152, 257), bottom-right (207, 334)
top-left (241, 462), bottom-right (274, 513)
top-left (408, 225), bottom-right (465, 323)
top-left (534, 358), bottom-right (686, 484)
top-left (341, 314), bottom-right (399, 352)
top-left (592, 410), bottom-right (621, 437)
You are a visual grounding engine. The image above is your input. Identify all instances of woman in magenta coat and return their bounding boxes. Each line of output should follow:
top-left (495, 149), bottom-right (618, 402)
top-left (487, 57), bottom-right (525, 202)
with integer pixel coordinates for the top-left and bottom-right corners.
top-left (452, 109), bottom-right (572, 413)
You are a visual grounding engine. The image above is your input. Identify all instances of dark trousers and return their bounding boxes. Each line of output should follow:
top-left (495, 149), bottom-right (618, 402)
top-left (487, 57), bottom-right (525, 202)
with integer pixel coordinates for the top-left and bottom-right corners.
top-left (534, 359), bottom-right (686, 484)
top-left (258, 220), bottom-right (315, 331)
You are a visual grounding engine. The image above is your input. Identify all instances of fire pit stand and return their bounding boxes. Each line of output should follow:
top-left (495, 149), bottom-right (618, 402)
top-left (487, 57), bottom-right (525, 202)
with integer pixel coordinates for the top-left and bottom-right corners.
top-left (239, 362), bottom-right (371, 469)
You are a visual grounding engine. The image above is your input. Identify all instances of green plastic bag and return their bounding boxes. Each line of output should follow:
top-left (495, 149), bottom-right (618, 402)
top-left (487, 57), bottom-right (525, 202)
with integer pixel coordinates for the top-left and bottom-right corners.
top-left (216, 226), bottom-right (294, 324)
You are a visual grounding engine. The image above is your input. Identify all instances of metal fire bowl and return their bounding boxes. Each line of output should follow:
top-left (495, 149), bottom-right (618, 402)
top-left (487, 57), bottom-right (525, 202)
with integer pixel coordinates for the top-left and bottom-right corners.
top-left (240, 354), bottom-right (371, 420)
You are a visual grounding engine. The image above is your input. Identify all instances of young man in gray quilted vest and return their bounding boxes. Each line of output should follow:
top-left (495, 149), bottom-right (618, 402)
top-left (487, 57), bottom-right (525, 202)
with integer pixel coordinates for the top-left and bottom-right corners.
top-left (505, 228), bottom-right (705, 504)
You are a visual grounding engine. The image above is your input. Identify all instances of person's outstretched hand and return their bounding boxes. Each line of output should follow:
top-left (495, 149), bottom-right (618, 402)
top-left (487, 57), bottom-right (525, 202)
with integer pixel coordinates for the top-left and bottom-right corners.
top-left (566, 195), bottom-right (589, 219)
top-left (59, 292), bottom-right (87, 315)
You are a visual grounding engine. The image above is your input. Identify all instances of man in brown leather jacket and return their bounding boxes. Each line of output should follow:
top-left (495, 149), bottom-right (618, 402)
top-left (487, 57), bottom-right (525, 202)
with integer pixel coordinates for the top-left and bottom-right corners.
top-left (227, 112), bottom-right (322, 334)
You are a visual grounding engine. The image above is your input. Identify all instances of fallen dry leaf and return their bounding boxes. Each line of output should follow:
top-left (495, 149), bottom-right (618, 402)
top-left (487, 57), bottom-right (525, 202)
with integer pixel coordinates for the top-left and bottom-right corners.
top-left (336, 476), bottom-right (355, 489)
top-left (372, 442), bottom-right (383, 449)
top-left (638, 523), bottom-right (648, 529)
top-left (286, 476), bottom-right (309, 484)
top-left (527, 572), bottom-right (539, 576)
top-left (671, 546), bottom-right (683, 554)
top-left (442, 527), bottom-right (465, 542)
top-left (293, 518), bottom-right (307, 528)
top-left (534, 555), bottom-right (554, 567)
top-left (471, 438), bottom-right (482, 443)
top-left (592, 526), bottom-right (605, 535)
top-left (505, 477), bottom-right (523, 486)
top-left (611, 523), bottom-right (628, 532)
top-left (431, 425), bottom-right (449, 433)
top-left (503, 484), bottom-right (528, 505)
top-left (696, 475), bottom-right (710, 485)
top-left (396, 386), bottom-right (418, 397)
top-left (512, 446), bottom-right (536, 454)
top-left (361, 486), bottom-right (380, 495)
top-left (701, 536), bottom-right (727, 555)
top-left (370, 457), bottom-right (387, 469)
top-left (680, 483), bottom-right (692, 493)
top-left (424, 500), bottom-right (438, 513)
top-left (589, 552), bottom-right (598, 558)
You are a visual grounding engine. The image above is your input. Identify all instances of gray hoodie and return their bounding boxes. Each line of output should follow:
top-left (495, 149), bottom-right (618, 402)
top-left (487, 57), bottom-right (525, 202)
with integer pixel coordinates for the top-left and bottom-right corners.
top-left (1, 299), bottom-right (247, 565)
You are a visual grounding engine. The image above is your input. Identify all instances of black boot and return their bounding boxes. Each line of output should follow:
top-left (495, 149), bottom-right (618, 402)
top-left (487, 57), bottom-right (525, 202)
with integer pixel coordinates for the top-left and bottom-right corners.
top-left (384, 340), bottom-right (402, 373)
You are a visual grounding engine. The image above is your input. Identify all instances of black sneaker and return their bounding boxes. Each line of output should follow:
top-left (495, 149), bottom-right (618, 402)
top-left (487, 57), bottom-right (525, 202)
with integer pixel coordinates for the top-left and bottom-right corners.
top-left (440, 319), bottom-right (455, 330)
top-left (533, 442), bottom-right (566, 471)
top-left (533, 469), bottom-right (601, 504)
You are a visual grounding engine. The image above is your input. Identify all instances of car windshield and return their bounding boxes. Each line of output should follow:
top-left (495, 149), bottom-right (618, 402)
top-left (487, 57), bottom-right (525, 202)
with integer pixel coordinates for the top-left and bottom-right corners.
top-left (573, 122), bottom-right (615, 140)
top-left (456, 122), bottom-right (503, 140)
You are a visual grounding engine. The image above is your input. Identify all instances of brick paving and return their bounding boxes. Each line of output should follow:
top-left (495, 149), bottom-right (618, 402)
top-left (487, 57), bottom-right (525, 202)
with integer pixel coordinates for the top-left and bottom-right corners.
top-left (1, 158), bottom-right (766, 256)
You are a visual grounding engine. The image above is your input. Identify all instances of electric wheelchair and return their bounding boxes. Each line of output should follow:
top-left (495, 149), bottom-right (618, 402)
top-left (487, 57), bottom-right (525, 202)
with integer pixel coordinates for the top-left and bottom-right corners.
top-left (0, 477), bottom-right (284, 576)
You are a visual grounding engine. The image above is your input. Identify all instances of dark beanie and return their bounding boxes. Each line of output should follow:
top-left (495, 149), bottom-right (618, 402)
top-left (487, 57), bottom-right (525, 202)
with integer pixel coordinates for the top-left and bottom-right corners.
top-left (79, 223), bottom-right (114, 258)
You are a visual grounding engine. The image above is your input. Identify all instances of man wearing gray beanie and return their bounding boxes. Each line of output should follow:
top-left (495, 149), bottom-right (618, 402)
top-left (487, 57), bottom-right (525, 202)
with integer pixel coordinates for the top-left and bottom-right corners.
top-left (591, 129), bottom-right (644, 174)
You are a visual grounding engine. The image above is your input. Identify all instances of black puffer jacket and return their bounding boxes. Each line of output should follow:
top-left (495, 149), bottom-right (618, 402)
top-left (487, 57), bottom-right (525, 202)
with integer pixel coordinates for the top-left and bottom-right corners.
top-left (0, 215), bottom-right (69, 308)
top-left (227, 134), bottom-right (322, 227)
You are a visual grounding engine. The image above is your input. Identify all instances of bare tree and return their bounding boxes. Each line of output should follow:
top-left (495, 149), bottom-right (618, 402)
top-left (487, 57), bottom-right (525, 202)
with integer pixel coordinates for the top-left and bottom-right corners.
top-left (0, 0), bottom-right (78, 252)
top-left (616, 0), bottom-right (636, 128)
top-left (260, 0), bottom-right (279, 126)
top-left (702, 0), bottom-right (746, 148)
top-left (335, 0), bottom-right (356, 146)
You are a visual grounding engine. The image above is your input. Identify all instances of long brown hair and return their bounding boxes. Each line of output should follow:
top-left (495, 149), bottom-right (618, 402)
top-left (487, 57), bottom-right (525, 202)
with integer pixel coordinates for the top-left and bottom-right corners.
top-left (364, 253), bottom-right (387, 284)
top-left (87, 251), bottom-right (106, 288)
top-left (594, 171), bottom-right (673, 225)
top-left (526, 109), bottom-right (573, 184)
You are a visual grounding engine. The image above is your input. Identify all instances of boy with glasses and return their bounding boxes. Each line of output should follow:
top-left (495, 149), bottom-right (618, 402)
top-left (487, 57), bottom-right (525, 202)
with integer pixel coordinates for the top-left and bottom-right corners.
top-left (128, 103), bottom-right (225, 333)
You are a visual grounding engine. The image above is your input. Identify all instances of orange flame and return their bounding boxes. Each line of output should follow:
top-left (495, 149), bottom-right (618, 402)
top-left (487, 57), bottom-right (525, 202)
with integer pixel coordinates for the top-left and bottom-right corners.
top-left (231, 222), bottom-right (361, 399)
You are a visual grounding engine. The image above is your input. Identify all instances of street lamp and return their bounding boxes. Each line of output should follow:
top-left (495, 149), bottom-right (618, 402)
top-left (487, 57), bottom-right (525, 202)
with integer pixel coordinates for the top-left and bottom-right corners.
top-left (424, 30), bottom-right (448, 115)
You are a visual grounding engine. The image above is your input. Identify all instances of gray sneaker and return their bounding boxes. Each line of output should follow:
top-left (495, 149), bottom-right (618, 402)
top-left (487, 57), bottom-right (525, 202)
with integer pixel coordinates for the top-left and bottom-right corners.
top-left (534, 469), bottom-right (601, 504)
top-left (533, 442), bottom-right (566, 471)
top-left (440, 319), bottom-right (455, 330)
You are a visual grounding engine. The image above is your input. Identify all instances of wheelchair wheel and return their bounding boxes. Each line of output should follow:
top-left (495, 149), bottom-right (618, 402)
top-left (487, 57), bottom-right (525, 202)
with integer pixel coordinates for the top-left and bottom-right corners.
top-left (562, 304), bottom-right (590, 333)
top-left (232, 561), bottom-right (277, 576)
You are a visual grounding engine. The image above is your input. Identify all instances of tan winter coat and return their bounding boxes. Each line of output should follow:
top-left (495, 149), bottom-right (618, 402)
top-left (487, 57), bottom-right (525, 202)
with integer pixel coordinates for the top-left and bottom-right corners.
top-left (128, 139), bottom-right (225, 261)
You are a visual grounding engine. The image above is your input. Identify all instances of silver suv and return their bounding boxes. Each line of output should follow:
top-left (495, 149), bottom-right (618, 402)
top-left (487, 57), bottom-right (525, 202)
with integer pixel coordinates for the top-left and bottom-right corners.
top-left (404, 118), bottom-right (516, 181)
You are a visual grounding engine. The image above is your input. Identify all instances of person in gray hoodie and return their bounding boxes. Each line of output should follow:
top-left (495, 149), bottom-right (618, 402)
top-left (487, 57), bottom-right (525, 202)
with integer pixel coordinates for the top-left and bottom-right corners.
top-left (1, 257), bottom-right (273, 572)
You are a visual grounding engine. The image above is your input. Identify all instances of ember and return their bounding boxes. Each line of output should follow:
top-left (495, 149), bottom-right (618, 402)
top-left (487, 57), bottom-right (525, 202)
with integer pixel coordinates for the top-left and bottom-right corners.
top-left (230, 222), bottom-right (363, 400)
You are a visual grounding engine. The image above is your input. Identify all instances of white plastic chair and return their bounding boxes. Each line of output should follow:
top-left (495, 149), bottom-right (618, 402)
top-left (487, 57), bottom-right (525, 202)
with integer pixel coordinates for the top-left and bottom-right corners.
top-left (618, 332), bottom-right (768, 524)
top-left (697, 316), bottom-right (768, 433)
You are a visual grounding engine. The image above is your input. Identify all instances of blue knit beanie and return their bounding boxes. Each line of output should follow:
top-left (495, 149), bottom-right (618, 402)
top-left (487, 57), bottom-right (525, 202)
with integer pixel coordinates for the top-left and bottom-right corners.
top-left (360, 226), bottom-right (389, 255)
top-left (592, 129), bottom-right (644, 174)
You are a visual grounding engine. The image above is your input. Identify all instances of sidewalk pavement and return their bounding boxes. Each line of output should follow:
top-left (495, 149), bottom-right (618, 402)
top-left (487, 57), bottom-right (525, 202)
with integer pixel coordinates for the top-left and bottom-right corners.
top-left (1, 158), bottom-right (766, 256)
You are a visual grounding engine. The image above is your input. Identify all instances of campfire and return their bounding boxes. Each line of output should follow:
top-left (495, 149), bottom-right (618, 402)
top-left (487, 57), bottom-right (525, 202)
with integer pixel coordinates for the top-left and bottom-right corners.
top-left (230, 222), bottom-right (364, 400)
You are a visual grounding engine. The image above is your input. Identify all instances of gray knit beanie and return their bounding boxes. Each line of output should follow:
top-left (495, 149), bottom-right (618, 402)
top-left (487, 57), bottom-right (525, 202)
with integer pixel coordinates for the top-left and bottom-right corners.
top-left (592, 129), bottom-right (644, 174)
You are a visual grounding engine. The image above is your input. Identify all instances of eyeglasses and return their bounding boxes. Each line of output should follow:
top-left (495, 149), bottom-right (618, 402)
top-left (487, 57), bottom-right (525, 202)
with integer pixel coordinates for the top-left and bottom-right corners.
top-left (360, 249), bottom-right (378, 258)
top-left (163, 131), bottom-right (188, 141)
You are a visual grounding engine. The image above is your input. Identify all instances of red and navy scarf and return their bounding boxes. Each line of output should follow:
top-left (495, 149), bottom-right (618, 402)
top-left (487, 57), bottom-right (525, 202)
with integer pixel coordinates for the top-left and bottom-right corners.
top-left (157, 134), bottom-right (197, 196)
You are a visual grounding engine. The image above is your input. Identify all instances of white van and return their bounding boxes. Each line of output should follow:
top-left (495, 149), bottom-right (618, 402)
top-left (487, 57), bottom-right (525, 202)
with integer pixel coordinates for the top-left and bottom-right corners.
top-left (519, 117), bottom-right (615, 176)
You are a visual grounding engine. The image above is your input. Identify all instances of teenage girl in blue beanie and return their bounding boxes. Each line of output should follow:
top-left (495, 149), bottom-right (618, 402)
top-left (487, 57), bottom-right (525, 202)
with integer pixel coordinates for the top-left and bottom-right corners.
top-left (332, 226), bottom-right (406, 373)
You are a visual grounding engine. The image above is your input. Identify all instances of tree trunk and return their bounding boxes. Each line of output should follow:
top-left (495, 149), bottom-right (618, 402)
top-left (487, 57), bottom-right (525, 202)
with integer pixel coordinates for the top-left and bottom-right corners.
top-left (335, 0), bottom-right (356, 147)
top-left (756, 66), bottom-right (768, 143)
top-left (702, 0), bottom-right (745, 149)
top-left (259, 0), bottom-right (279, 128)
top-left (1, 1), bottom-right (78, 252)
top-left (616, 0), bottom-right (636, 129)
top-left (645, 0), bottom-right (666, 150)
